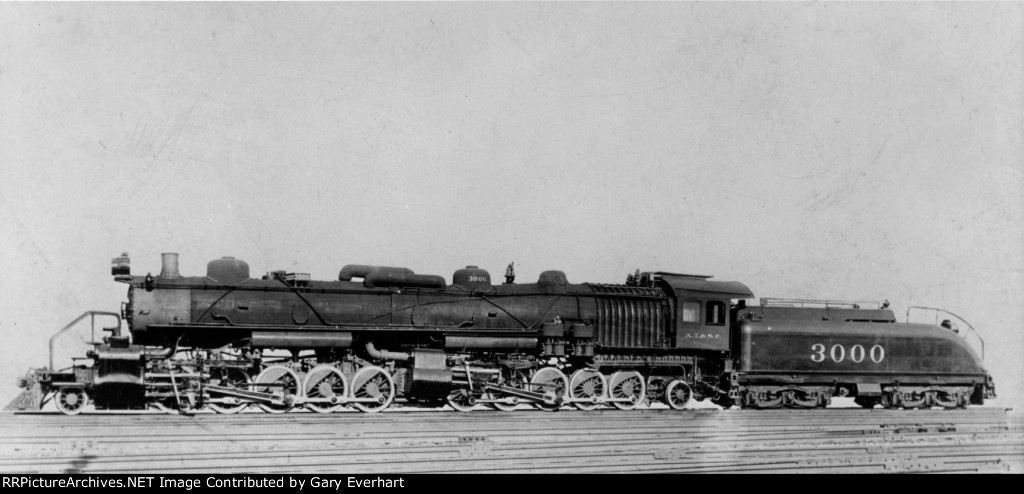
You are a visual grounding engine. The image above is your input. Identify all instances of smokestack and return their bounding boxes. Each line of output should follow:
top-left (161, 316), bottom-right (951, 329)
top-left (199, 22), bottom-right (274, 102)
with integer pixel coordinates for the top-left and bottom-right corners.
top-left (160, 253), bottom-right (180, 278)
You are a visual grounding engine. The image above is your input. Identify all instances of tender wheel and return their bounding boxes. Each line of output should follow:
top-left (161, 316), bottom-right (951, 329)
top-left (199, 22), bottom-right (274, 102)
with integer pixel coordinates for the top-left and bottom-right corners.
top-left (350, 366), bottom-right (395, 413)
top-left (608, 371), bottom-right (646, 410)
top-left (446, 389), bottom-right (481, 412)
top-left (530, 367), bottom-right (568, 411)
top-left (302, 365), bottom-right (348, 414)
top-left (664, 379), bottom-right (692, 410)
top-left (492, 368), bottom-right (528, 411)
top-left (957, 392), bottom-right (970, 409)
top-left (55, 387), bottom-right (89, 415)
top-left (254, 365), bottom-right (301, 414)
top-left (569, 369), bottom-right (606, 411)
top-left (207, 367), bottom-right (253, 414)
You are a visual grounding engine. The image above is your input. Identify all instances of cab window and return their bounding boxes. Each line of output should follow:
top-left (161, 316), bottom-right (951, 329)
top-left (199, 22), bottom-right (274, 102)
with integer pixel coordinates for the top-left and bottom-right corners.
top-left (705, 301), bottom-right (726, 325)
top-left (681, 301), bottom-right (701, 323)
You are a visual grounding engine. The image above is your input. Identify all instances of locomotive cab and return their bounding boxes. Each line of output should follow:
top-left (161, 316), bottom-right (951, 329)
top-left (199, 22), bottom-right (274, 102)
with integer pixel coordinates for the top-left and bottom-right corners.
top-left (652, 274), bottom-right (754, 352)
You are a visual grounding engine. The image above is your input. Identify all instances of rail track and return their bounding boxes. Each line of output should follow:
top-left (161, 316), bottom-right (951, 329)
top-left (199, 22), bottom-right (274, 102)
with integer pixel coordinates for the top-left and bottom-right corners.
top-left (1, 406), bottom-right (1021, 474)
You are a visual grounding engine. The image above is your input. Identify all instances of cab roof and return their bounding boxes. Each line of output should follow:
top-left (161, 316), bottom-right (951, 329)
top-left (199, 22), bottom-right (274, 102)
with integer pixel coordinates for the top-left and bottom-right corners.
top-left (655, 274), bottom-right (754, 299)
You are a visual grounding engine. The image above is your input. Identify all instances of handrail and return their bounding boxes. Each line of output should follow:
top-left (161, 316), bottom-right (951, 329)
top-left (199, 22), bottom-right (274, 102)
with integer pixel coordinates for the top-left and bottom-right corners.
top-left (761, 298), bottom-right (887, 309)
top-left (906, 306), bottom-right (984, 360)
top-left (49, 311), bottom-right (121, 371)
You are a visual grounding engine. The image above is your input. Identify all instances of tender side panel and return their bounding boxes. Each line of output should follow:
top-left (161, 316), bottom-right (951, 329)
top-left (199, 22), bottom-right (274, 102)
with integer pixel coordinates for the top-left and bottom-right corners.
top-left (739, 321), bottom-right (987, 384)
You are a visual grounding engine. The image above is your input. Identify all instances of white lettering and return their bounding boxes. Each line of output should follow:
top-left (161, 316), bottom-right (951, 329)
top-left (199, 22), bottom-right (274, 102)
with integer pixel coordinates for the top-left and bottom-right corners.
top-left (830, 344), bottom-right (845, 362)
top-left (810, 344), bottom-right (826, 362)
top-left (870, 344), bottom-right (886, 363)
top-left (850, 344), bottom-right (865, 363)
top-left (811, 343), bottom-right (886, 364)
top-left (347, 477), bottom-right (406, 488)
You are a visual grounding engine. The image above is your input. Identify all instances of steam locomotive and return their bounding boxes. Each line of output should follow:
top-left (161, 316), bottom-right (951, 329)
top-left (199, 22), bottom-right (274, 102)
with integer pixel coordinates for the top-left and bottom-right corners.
top-left (17, 253), bottom-right (996, 415)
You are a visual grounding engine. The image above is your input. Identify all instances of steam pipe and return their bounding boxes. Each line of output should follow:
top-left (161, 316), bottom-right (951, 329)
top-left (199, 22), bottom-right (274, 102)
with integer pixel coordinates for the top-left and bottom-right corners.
top-left (364, 341), bottom-right (411, 362)
top-left (145, 335), bottom-right (182, 360)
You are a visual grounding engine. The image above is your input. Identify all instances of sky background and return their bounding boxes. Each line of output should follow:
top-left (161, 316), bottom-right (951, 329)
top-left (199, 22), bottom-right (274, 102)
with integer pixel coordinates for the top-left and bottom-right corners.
top-left (1, 3), bottom-right (1021, 408)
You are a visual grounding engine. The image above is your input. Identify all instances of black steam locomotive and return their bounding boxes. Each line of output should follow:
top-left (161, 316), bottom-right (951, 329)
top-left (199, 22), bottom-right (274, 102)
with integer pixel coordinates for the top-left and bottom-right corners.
top-left (17, 253), bottom-right (996, 414)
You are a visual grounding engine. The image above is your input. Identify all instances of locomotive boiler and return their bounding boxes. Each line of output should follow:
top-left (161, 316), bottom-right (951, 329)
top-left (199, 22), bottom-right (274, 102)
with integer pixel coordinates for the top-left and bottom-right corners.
top-left (15, 253), bottom-right (996, 415)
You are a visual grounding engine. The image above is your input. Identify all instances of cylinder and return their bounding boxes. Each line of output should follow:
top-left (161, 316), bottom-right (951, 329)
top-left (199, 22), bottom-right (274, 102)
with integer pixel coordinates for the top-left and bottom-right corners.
top-left (160, 253), bottom-right (180, 278)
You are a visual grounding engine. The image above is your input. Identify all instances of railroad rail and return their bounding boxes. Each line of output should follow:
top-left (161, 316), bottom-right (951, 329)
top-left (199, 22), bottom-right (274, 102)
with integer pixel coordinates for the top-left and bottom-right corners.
top-left (1, 407), bottom-right (1021, 473)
